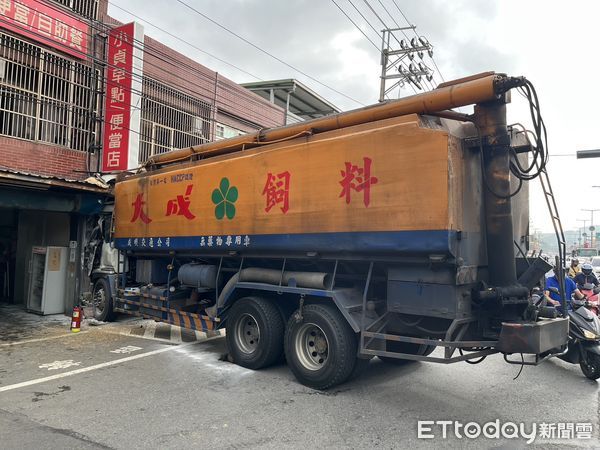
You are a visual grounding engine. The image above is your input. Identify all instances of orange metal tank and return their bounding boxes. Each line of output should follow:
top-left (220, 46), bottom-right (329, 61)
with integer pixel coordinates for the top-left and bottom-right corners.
top-left (146, 72), bottom-right (503, 167)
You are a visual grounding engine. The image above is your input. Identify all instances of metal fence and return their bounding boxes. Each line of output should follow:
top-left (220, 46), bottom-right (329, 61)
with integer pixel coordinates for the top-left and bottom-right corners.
top-left (0, 32), bottom-right (98, 152)
top-left (139, 77), bottom-right (212, 163)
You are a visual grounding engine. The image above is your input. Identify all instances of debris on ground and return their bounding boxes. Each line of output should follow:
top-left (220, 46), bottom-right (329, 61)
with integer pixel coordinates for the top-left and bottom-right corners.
top-left (85, 318), bottom-right (107, 326)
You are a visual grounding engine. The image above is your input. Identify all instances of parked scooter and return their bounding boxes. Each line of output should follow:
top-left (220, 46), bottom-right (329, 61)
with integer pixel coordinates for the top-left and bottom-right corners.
top-left (539, 287), bottom-right (600, 380)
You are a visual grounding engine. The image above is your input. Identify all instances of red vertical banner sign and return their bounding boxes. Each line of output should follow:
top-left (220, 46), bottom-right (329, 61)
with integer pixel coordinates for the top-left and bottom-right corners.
top-left (102, 22), bottom-right (144, 172)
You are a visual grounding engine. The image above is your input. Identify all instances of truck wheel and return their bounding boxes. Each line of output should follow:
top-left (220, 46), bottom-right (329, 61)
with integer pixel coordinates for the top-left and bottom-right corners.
top-left (92, 278), bottom-right (115, 322)
top-left (580, 352), bottom-right (600, 380)
top-left (285, 304), bottom-right (357, 390)
top-left (226, 297), bottom-right (284, 370)
top-left (379, 340), bottom-right (435, 364)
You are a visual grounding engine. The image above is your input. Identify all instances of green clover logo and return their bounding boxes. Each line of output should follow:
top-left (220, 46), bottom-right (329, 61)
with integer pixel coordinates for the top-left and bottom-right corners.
top-left (211, 177), bottom-right (238, 220)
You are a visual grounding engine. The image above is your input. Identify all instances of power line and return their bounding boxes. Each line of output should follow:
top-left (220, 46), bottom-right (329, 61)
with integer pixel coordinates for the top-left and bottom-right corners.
top-left (429, 55), bottom-right (445, 83)
top-left (357, 0), bottom-right (425, 95)
top-left (329, 0), bottom-right (380, 51)
top-left (346, 0), bottom-right (384, 41)
top-left (390, 0), bottom-right (414, 31)
top-left (332, 0), bottom-right (423, 89)
top-left (390, 0), bottom-right (445, 83)
top-left (343, 0), bottom-right (418, 96)
top-left (374, 0), bottom-right (434, 91)
top-left (361, 1), bottom-right (394, 37)
top-left (101, 9), bottom-right (352, 121)
top-left (108, 1), bottom-right (263, 81)
top-left (0, 18), bottom-right (279, 153)
top-left (0, 17), bottom-right (280, 128)
top-left (331, 0), bottom-right (428, 98)
top-left (376, 0), bottom-right (398, 25)
top-left (360, 0), bottom-right (431, 91)
top-left (173, 0), bottom-right (366, 107)
top-left (3, 0), bottom-right (282, 125)
top-left (1, 15), bottom-right (286, 130)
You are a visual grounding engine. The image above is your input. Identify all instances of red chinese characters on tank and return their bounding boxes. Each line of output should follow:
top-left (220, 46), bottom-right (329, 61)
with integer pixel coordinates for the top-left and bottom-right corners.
top-left (130, 193), bottom-right (152, 224)
top-left (339, 157), bottom-right (378, 207)
top-left (262, 171), bottom-right (291, 214)
top-left (129, 158), bottom-right (377, 225)
top-left (166, 184), bottom-right (196, 220)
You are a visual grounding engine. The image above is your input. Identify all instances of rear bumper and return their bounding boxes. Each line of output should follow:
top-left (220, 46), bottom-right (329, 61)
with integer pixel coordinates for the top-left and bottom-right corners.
top-left (496, 318), bottom-right (569, 354)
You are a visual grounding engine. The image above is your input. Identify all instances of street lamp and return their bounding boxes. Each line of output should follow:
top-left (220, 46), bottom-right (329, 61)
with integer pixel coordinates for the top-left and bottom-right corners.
top-left (582, 209), bottom-right (600, 248)
top-left (577, 219), bottom-right (589, 246)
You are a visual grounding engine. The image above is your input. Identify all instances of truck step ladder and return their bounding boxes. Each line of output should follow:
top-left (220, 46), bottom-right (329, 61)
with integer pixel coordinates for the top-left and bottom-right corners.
top-left (538, 165), bottom-right (567, 308)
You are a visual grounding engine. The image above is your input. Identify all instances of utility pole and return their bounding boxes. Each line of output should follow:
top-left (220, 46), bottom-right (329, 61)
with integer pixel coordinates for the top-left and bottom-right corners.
top-left (379, 27), bottom-right (434, 102)
top-left (582, 209), bottom-right (600, 248)
top-left (577, 219), bottom-right (589, 247)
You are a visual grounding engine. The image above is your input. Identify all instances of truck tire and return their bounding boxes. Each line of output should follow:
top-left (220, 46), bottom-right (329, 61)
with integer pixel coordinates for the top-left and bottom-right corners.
top-left (285, 303), bottom-right (358, 390)
top-left (379, 340), bottom-right (435, 364)
top-left (226, 297), bottom-right (284, 370)
top-left (92, 278), bottom-right (115, 322)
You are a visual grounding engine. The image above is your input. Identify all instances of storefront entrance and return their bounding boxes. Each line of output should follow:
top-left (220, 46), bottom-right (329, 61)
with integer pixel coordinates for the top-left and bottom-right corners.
top-left (0, 208), bottom-right (17, 302)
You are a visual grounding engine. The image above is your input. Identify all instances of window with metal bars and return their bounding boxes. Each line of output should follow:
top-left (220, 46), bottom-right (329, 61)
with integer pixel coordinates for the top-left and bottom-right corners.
top-left (139, 77), bottom-right (212, 163)
top-left (0, 32), bottom-right (99, 152)
top-left (214, 122), bottom-right (244, 140)
top-left (50, 0), bottom-right (99, 20)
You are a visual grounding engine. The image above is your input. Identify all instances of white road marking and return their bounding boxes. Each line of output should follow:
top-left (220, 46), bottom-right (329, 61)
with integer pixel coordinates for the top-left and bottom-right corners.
top-left (110, 345), bottom-right (142, 354)
top-left (0, 331), bottom-right (88, 347)
top-left (39, 360), bottom-right (82, 371)
top-left (0, 341), bottom-right (201, 393)
top-left (175, 346), bottom-right (253, 375)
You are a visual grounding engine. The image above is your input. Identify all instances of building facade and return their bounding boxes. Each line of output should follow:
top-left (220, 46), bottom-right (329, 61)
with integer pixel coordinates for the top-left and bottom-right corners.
top-left (0, 0), bottom-right (284, 312)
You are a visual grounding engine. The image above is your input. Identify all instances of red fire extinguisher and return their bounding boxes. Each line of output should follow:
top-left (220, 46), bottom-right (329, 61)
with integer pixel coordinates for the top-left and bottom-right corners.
top-left (71, 306), bottom-right (82, 333)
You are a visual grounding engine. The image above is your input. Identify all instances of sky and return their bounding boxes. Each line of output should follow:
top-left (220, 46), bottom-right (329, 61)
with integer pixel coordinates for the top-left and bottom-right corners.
top-left (109, 0), bottom-right (600, 235)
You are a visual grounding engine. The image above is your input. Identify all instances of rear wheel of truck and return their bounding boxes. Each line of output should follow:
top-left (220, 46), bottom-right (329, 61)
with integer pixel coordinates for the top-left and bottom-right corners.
top-left (226, 297), bottom-right (284, 370)
top-left (379, 340), bottom-right (435, 364)
top-left (92, 278), bottom-right (115, 322)
top-left (285, 303), bottom-right (358, 390)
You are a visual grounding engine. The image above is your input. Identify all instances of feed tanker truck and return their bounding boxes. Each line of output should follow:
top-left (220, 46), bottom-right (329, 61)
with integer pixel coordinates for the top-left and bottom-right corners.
top-left (87, 72), bottom-right (568, 389)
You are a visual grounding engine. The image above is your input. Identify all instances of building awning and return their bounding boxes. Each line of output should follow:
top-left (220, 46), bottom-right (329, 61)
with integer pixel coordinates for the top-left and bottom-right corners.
top-left (241, 79), bottom-right (341, 122)
top-left (0, 167), bottom-right (110, 193)
top-left (0, 168), bottom-right (110, 214)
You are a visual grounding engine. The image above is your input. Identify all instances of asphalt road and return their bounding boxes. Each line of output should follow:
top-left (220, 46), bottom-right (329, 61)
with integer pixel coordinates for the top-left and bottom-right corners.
top-left (1, 318), bottom-right (599, 449)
